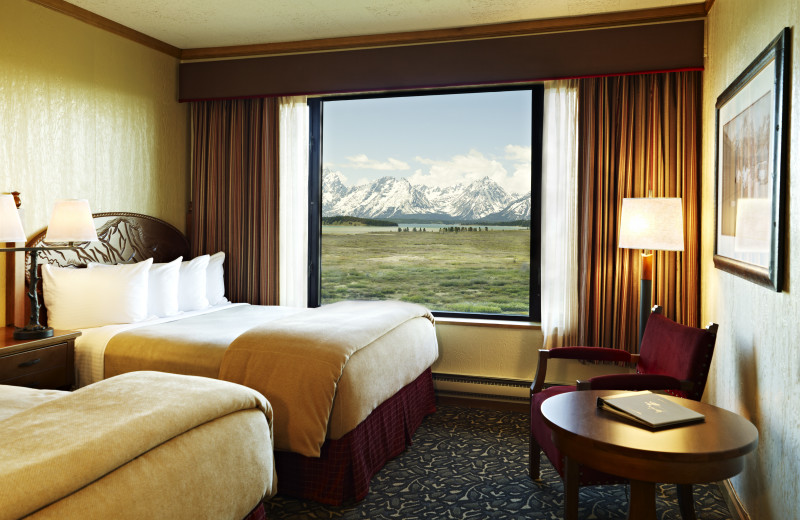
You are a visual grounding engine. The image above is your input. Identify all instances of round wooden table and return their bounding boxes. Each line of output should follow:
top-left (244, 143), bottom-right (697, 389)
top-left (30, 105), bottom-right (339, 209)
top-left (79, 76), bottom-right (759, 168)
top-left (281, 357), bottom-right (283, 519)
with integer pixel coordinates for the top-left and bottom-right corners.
top-left (540, 390), bottom-right (758, 520)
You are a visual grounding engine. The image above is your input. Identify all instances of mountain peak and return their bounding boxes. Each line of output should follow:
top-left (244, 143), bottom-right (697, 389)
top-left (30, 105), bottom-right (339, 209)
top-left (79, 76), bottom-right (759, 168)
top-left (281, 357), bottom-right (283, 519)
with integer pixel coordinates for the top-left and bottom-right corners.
top-left (323, 174), bottom-right (530, 221)
top-left (323, 168), bottom-right (348, 185)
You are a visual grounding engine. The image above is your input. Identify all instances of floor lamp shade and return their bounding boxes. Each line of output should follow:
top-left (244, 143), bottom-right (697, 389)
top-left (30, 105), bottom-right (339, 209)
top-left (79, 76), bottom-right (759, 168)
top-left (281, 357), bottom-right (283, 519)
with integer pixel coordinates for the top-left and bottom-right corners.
top-left (619, 198), bottom-right (684, 251)
top-left (619, 198), bottom-right (684, 346)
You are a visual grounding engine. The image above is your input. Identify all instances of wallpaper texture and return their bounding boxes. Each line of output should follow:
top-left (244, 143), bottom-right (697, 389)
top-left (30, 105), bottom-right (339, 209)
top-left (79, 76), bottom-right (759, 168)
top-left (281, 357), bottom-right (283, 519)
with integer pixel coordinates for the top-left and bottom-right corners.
top-left (703, 0), bottom-right (800, 518)
top-left (0, 0), bottom-right (187, 321)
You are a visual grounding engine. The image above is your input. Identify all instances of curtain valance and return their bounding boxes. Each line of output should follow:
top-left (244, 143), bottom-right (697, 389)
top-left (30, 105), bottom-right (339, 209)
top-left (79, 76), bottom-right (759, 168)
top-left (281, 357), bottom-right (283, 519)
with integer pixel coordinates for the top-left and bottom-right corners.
top-left (179, 21), bottom-right (703, 102)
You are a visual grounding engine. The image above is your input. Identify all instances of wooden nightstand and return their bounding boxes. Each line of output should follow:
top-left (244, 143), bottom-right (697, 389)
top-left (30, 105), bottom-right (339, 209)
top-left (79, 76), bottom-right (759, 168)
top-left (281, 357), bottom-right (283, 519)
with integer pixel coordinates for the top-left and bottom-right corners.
top-left (0, 328), bottom-right (81, 390)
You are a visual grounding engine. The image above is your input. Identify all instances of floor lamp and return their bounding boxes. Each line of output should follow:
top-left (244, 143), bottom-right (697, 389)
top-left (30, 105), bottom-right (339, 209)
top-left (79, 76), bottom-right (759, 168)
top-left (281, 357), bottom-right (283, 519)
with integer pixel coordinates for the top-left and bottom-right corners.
top-left (618, 198), bottom-right (684, 346)
top-left (0, 195), bottom-right (98, 339)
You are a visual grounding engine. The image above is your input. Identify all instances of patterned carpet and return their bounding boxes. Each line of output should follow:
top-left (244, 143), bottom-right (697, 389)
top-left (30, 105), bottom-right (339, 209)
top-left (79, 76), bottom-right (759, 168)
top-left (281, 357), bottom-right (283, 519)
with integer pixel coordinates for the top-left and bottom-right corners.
top-left (264, 405), bottom-right (732, 519)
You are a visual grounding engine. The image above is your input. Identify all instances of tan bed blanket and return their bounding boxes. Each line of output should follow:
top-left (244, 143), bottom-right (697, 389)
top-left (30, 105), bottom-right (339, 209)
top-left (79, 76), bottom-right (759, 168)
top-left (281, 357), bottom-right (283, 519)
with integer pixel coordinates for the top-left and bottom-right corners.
top-left (104, 305), bottom-right (303, 380)
top-left (219, 300), bottom-right (434, 457)
top-left (0, 386), bottom-right (66, 423)
top-left (0, 371), bottom-right (275, 520)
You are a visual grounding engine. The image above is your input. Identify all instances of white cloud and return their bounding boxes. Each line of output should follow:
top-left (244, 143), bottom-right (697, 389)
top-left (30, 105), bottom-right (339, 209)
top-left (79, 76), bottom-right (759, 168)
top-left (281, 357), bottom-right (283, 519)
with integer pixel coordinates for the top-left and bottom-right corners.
top-left (505, 144), bottom-right (531, 162)
top-left (408, 148), bottom-right (531, 195)
top-left (505, 145), bottom-right (532, 196)
top-left (342, 154), bottom-right (410, 171)
top-left (410, 150), bottom-right (506, 189)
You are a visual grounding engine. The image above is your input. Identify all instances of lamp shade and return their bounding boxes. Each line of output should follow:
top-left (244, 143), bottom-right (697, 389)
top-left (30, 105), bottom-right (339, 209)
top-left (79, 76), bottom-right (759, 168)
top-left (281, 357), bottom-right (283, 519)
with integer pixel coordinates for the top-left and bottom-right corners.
top-left (43, 199), bottom-right (98, 243)
top-left (0, 194), bottom-right (26, 243)
top-left (618, 198), bottom-right (684, 251)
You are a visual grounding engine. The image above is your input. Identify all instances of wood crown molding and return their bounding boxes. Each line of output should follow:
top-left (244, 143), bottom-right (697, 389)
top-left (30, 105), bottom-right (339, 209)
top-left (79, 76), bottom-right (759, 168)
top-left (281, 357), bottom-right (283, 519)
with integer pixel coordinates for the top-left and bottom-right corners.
top-left (28, 0), bottom-right (181, 58)
top-left (28, 0), bottom-right (706, 62)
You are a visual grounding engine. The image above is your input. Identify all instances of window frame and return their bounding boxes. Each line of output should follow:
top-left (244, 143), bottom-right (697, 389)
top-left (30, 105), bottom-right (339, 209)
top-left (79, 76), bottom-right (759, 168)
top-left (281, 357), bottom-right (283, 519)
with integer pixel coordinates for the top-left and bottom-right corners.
top-left (307, 85), bottom-right (543, 322)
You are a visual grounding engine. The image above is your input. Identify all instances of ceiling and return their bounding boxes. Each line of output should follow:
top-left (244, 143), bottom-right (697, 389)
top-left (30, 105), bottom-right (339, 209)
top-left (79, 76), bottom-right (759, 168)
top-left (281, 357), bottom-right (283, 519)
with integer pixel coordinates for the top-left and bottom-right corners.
top-left (61, 0), bottom-right (699, 50)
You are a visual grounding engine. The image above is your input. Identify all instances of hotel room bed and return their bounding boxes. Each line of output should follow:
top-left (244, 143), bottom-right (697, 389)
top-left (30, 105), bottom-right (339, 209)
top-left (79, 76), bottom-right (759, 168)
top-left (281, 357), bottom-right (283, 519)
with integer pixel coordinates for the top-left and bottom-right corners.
top-left (0, 371), bottom-right (275, 520)
top-left (17, 212), bottom-right (439, 505)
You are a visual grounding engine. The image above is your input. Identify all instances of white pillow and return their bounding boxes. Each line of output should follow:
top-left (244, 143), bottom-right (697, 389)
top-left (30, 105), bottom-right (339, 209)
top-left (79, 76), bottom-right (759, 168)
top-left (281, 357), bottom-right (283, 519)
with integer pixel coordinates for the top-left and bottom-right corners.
top-left (206, 252), bottom-right (228, 306)
top-left (148, 257), bottom-right (182, 317)
top-left (42, 258), bottom-right (152, 330)
top-left (179, 255), bottom-right (210, 311)
top-left (88, 257), bottom-right (182, 318)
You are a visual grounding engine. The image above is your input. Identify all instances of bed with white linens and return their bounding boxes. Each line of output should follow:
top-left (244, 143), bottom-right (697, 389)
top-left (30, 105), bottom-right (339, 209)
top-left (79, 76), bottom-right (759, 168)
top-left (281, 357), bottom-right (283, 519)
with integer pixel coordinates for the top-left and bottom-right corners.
top-left (17, 212), bottom-right (439, 505)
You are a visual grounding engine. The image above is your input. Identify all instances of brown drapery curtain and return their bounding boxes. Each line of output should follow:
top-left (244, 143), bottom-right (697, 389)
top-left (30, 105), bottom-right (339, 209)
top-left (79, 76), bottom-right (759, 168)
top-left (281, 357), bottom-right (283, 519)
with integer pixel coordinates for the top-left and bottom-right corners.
top-left (577, 71), bottom-right (701, 353)
top-left (189, 98), bottom-right (279, 305)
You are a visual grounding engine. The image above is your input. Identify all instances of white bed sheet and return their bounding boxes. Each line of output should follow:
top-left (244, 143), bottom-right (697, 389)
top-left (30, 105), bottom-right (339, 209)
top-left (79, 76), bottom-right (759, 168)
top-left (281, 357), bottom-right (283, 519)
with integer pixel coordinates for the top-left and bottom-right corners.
top-left (74, 303), bottom-right (249, 388)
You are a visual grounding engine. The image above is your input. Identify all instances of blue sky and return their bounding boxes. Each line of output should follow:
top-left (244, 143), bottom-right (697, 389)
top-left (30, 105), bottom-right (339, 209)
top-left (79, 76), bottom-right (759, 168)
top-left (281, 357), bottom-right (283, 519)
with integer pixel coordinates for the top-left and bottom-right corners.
top-left (322, 90), bottom-right (533, 195)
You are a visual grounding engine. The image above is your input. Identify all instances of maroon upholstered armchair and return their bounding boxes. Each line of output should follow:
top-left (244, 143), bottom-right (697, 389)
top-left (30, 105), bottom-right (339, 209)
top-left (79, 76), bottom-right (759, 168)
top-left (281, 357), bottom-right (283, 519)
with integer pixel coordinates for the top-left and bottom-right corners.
top-left (529, 306), bottom-right (718, 496)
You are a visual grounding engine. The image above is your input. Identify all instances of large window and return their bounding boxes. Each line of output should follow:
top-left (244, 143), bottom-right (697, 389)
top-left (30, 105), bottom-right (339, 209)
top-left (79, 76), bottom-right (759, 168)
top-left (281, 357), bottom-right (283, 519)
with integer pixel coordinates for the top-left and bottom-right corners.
top-left (308, 86), bottom-right (543, 321)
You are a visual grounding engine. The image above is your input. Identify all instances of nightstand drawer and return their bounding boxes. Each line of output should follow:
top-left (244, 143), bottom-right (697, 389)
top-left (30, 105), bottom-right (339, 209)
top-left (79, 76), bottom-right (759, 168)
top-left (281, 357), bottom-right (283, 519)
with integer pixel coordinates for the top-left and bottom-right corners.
top-left (0, 342), bottom-right (69, 382)
top-left (0, 366), bottom-right (71, 389)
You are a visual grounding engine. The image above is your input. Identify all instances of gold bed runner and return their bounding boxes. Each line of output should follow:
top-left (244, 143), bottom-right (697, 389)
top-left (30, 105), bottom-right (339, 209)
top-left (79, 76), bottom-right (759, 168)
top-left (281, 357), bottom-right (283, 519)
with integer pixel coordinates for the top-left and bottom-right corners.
top-left (219, 300), bottom-right (434, 457)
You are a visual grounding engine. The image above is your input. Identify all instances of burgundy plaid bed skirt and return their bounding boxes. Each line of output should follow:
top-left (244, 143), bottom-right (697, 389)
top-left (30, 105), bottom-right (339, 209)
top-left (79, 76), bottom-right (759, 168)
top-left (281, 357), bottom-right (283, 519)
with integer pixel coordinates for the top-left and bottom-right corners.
top-left (242, 502), bottom-right (265, 520)
top-left (273, 367), bottom-right (436, 505)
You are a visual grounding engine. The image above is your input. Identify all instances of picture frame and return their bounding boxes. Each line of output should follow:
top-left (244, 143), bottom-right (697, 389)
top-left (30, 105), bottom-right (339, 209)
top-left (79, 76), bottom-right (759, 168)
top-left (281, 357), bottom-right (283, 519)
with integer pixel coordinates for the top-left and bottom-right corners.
top-left (713, 28), bottom-right (790, 291)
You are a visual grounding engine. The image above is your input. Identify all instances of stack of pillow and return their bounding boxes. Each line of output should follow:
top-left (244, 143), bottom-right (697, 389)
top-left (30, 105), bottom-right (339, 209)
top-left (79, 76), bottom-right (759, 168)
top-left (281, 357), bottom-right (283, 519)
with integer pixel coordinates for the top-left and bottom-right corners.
top-left (41, 252), bottom-right (228, 331)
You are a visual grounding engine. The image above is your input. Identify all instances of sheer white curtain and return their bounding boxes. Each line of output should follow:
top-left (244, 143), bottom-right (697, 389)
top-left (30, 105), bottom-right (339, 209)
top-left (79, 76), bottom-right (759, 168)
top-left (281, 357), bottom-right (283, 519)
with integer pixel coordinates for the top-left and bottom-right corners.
top-left (278, 96), bottom-right (309, 307)
top-left (540, 80), bottom-right (579, 348)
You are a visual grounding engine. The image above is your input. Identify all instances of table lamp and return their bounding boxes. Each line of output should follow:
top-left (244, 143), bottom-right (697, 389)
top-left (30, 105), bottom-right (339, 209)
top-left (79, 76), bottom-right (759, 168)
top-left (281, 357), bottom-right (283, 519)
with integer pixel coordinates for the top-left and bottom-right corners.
top-left (0, 195), bottom-right (98, 339)
top-left (618, 198), bottom-right (684, 345)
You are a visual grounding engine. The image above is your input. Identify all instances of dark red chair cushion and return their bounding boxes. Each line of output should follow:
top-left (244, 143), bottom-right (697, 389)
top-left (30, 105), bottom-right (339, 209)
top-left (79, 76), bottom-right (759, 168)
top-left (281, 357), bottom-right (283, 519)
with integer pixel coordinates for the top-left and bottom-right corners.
top-left (530, 385), bottom-right (624, 485)
top-left (637, 313), bottom-right (716, 400)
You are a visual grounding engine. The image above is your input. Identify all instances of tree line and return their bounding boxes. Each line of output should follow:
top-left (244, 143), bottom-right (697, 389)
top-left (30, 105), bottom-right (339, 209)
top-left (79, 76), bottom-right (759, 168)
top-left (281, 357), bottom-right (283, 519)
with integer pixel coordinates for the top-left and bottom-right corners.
top-left (396, 226), bottom-right (492, 232)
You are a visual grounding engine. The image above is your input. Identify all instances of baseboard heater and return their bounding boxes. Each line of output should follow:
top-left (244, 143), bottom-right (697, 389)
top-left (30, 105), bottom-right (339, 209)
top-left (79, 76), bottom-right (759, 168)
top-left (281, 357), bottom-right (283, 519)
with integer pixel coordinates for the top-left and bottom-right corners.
top-left (432, 372), bottom-right (531, 403)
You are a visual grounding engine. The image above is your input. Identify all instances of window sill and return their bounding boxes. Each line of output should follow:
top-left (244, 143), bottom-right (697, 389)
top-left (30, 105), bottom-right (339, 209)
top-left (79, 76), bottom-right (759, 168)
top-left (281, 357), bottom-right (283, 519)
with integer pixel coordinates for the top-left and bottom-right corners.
top-left (434, 317), bottom-right (540, 330)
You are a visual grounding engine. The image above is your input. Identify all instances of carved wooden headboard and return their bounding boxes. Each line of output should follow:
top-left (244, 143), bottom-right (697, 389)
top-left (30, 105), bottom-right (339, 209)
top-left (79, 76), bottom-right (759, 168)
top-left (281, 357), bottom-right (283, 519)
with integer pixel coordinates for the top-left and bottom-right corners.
top-left (26, 212), bottom-right (189, 271)
top-left (10, 212), bottom-right (190, 326)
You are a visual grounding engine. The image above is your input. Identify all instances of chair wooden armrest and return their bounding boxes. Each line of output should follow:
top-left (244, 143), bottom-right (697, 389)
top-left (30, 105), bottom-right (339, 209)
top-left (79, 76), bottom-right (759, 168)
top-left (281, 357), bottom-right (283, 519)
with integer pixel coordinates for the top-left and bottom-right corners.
top-left (531, 347), bottom-right (633, 395)
top-left (531, 349), bottom-right (550, 395)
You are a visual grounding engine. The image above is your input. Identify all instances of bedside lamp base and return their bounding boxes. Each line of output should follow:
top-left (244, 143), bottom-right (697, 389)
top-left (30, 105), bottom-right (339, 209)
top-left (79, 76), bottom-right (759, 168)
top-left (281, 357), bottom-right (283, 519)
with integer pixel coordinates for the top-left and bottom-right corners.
top-left (13, 326), bottom-right (54, 340)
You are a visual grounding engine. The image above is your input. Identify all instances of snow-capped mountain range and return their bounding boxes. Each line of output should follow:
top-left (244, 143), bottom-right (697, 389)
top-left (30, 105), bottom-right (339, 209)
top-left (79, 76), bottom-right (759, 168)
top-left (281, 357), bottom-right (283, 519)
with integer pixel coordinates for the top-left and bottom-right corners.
top-left (323, 169), bottom-right (531, 222)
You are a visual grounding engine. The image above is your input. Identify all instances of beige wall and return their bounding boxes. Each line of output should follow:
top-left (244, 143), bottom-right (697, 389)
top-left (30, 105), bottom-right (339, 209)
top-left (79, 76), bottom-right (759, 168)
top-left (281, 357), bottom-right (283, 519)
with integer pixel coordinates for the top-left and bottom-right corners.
top-left (0, 0), bottom-right (187, 320)
top-left (433, 322), bottom-right (542, 382)
top-left (703, 1), bottom-right (800, 517)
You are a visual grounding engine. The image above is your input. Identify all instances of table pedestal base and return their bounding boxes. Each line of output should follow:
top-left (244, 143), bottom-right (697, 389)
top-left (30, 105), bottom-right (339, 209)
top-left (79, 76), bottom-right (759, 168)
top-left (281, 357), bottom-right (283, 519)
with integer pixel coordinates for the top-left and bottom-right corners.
top-left (628, 480), bottom-right (657, 520)
top-left (677, 484), bottom-right (697, 520)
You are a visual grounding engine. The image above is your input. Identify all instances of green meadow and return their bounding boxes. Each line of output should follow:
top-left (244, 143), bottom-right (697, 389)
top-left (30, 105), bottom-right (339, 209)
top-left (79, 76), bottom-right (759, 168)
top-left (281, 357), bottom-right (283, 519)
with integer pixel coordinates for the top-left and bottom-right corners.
top-left (321, 229), bottom-right (530, 315)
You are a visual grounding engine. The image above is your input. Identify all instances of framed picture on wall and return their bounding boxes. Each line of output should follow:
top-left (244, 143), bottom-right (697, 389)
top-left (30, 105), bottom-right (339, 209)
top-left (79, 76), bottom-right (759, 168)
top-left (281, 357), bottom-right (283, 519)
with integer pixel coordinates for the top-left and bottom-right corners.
top-left (713, 27), bottom-right (790, 291)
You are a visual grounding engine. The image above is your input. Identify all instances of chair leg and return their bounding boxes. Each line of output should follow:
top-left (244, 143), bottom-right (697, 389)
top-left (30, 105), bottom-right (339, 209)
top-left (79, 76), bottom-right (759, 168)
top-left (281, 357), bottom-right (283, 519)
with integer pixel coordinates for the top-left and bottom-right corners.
top-left (677, 484), bottom-right (697, 520)
top-left (529, 433), bottom-right (542, 480)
